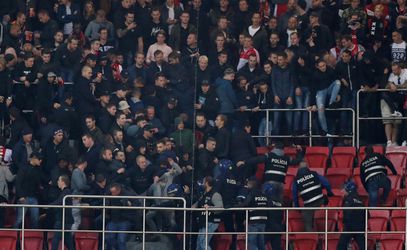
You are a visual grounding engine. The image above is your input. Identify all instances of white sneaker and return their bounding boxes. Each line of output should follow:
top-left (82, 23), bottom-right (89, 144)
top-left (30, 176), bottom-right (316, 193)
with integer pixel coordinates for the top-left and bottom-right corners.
top-left (387, 140), bottom-right (392, 147)
top-left (390, 111), bottom-right (403, 117)
top-left (326, 133), bottom-right (333, 137)
top-left (402, 141), bottom-right (407, 147)
top-left (392, 142), bottom-right (399, 147)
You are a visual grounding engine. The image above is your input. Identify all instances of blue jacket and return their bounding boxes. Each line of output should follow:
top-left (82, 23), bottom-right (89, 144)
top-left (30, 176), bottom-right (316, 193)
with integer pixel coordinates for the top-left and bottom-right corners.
top-left (271, 65), bottom-right (295, 100)
top-left (215, 77), bottom-right (237, 114)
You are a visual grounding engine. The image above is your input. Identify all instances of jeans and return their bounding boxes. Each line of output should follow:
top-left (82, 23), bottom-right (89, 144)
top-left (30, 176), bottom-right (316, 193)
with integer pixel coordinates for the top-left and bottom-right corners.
top-left (367, 174), bottom-right (391, 207)
top-left (337, 230), bottom-right (365, 250)
top-left (294, 87), bottom-right (310, 132)
top-left (14, 197), bottom-right (39, 228)
top-left (196, 222), bottom-right (219, 250)
top-left (340, 89), bottom-right (356, 134)
top-left (273, 101), bottom-right (293, 135)
top-left (248, 223), bottom-right (266, 250)
top-left (60, 68), bottom-right (75, 82)
top-left (316, 80), bottom-right (341, 132)
top-left (106, 221), bottom-right (131, 250)
top-left (51, 221), bottom-right (75, 250)
top-left (258, 117), bottom-right (273, 146)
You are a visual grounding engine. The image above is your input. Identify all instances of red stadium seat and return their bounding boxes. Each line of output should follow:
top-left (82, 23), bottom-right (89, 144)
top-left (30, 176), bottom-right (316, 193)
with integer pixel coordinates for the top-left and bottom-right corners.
top-left (369, 210), bottom-right (390, 219)
top-left (321, 234), bottom-right (340, 250)
top-left (255, 163), bottom-right (265, 182)
top-left (256, 147), bottom-right (269, 155)
top-left (284, 147), bottom-right (300, 167)
top-left (380, 233), bottom-right (405, 250)
top-left (396, 189), bottom-right (407, 206)
top-left (388, 175), bottom-right (401, 189)
top-left (309, 168), bottom-right (325, 176)
top-left (326, 168), bottom-right (352, 189)
top-left (4, 207), bottom-right (16, 228)
top-left (292, 234), bottom-right (318, 250)
top-left (385, 147), bottom-right (407, 175)
top-left (368, 217), bottom-right (388, 240)
top-left (390, 210), bottom-right (406, 231)
top-left (75, 233), bottom-right (98, 250)
top-left (288, 211), bottom-right (305, 233)
top-left (305, 147), bottom-right (329, 169)
top-left (314, 210), bottom-right (338, 232)
top-left (21, 231), bottom-right (44, 250)
top-left (358, 146), bottom-right (384, 167)
top-left (331, 147), bottom-right (356, 168)
top-left (236, 235), bottom-right (246, 250)
top-left (327, 189), bottom-right (344, 207)
top-left (0, 230), bottom-right (17, 250)
top-left (214, 234), bottom-right (232, 250)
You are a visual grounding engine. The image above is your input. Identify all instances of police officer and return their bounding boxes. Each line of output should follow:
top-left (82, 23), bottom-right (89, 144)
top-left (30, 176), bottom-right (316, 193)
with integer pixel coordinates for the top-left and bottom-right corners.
top-left (193, 176), bottom-right (224, 250)
top-left (238, 177), bottom-right (268, 250)
top-left (263, 183), bottom-right (284, 250)
top-left (292, 161), bottom-right (333, 232)
top-left (360, 145), bottom-right (397, 206)
top-left (237, 142), bottom-right (303, 201)
top-left (337, 180), bottom-right (365, 250)
top-left (216, 161), bottom-right (244, 250)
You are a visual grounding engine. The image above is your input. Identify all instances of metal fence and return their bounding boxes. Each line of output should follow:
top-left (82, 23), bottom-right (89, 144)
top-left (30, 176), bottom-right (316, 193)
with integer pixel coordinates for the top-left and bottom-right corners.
top-left (1, 196), bottom-right (406, 250)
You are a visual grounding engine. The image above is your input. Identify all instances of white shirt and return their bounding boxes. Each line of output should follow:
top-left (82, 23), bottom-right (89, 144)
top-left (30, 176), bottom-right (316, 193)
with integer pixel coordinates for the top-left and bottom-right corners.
top-left (388, 68), bottom-right (407, 86)
top-left (248, 26), bottom-right (260, 37)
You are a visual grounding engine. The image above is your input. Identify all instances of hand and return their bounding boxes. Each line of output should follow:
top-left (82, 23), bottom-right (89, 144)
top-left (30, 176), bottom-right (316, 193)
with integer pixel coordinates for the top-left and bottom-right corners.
top-left (252, 106), bottom-right (260, 112)
top-left (286, 97), bottom-right (293, 105)
top-left (183, 185), bottom-right (190, 194)
top-left (18, 197), bottom-right (26, 203)
top-left (117, 168), bottom-right (125, 174)
top-left (204, 204), bottom-right (210, 209)
top-left (198, 144), bottom-right (204, 149)
top-left (6, 98), bottom-right (12, 107)
top-left (213, 157), bottom-right (219, 164)
top-left (127, 22), bottom-right (137, 30)
top-left (53, 103), bottom-right (61, 109)
top-left (307, 105), bottom-right (317, 112)
top-left (295, 87), bottom-right (302, 96)
top-left (186, 165), bottom-right (193, 171)
top-left (274, 96), bottom-right (280, 104)
top-left (194, 103), bottom-right (202, 109)
top-left (341, 79), bottom-right (349, 87)
top-left (153, 176), bottom-right (160, 183)
top-left (236, 161), bottom-right (245, 167)
top-left (0, 96), bottom-right (4, 103)
top-left (3, 15), bottom-right (10, 23)
top-left (24, 81), bottom-right (30, 88)
top-left (90, 173), bottom-right (95, 182)
top-left (389, 83), bottom-right (397, 92)
top-left (239, 106), bottom-right (247, 112)
top-left (126, 145), bottom-right (134, 152)
top-left (168, 157), bottom-right (175, 165)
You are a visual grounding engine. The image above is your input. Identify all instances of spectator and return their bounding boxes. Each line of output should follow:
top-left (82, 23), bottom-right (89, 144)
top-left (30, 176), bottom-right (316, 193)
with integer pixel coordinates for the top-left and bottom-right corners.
top-left (55, 37), bottom-right (82, 82)
top-left (36, 10), bottom-right (59, 48)
top-left (214, 114), bottom-right (231, 159)
top-left (126, 155), bottom-right (156, 195)
top-left (84, 115), bottom-right (104, 144)
top-left (215, 68), bottom-right (237, 127)
top-left (197, 137), bottom-right (218, 179)
top-left (271, 52), bottom-right (294, 135)
top-left (146, 31), bottom-right (173, 64)
top-left (169, 11), bottom-right (197, 52)
top-left (0, 154), bottom-right (15, 228)
top-left (170, 117), bottom-right (193, 154)
top-left (85, 10), bottom-right (115, 41)
top-left (14, 152), bottom-right (43, 229)
top-left (12, 127), bottom-right (36, 172)
top-left (81, 134), bottom-right (102, 175)
top-left (56, 0), bottom-right (81, 36)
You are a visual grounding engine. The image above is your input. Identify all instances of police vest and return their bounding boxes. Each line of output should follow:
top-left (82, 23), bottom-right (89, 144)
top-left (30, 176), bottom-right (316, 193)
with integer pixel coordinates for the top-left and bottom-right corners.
top-left (361, 154), bottom-right (386, 183)
top-left (295, 171), bottom-right (324, 206)
top-left (248, 190), bottom-right (268, 222)
top-left (221, 171), bottom-right (241, 207)
top-left (264, 153), bottom-right (290, 183)
top-left (268, 199), bottom-right (284, 225)
top-left (198, 189), bottom-right (222, 226)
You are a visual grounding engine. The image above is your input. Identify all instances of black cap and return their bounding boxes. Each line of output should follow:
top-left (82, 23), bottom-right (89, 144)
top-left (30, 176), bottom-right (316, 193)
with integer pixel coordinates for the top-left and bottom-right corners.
top-left (99, 52), bottom-right (108, 61)
top-left (86, 53), bottom-right (98, 61)
top-left (168, 97), bottom-right (177, 105)
top-left (121, 70), bottom-right (129, 78)
top-left (143, 124), bottom-right (155, 131)
top-left (21, 127), bottom-right (33, 136)
top-left (99, 90), bottom-right (110, 97)
top-left (201, 80), bottom-right (211, 86)
top-left (117, 85), bottom-right (129, 92)
top-left (4, 54), bottom-right (14, 63)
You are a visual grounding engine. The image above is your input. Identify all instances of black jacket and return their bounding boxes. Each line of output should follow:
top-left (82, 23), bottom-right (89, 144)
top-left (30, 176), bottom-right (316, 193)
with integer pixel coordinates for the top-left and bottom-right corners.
top-left (15, 163), bottom-right (42, 199)
top-left (230, 129), bottom-right (257, 162)
top-left (74, 76), bottom-right (98, 115)
top-left (196, 88), bottom-right (220, 120)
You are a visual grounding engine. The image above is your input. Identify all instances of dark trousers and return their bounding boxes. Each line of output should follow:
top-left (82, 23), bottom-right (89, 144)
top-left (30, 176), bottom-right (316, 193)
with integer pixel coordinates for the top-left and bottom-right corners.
top-left (51, 221), bottom-right (75, 250)
top-left (301, 199), bottom-right (324, 232)
top-left (337, 230), bottom-right (365, 250)
top-left (367, 174), bottom-right (391, 207)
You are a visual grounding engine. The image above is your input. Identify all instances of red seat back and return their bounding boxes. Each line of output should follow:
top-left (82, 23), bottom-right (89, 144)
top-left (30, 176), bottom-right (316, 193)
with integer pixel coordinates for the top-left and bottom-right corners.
top-left (21, 231), bottom-right (44, 250)
top-left (326, 168), bottom-right (352, 189)
top-left (388, 175), bottom-right (401, 189)
top-left (332, 147), bottom-right (356, 168)
top-left (0, 231), bottom-right (17, 250)
top-left (256, 147), bottom-right (269, 155)
top-left (380, 234), bottom-right (405, 250)
top-left (75, 233), bottom-right (98, 250)
top-left (47, 232), bottom-right (67, 250)
top-left (321, 234), bottom-right (340, 250)
top-left (293, 234), bottom-right (318, 250)
top-left (305, 147), bottom-right (329, 169)
top-left (314, 210), bottom-right (338, 232)
top-left (369, 210), bottom-right (390, 219)
top-left (309, 168), bottom-right (325, 176)
top-left (386, 147), bottom-right (407, 175)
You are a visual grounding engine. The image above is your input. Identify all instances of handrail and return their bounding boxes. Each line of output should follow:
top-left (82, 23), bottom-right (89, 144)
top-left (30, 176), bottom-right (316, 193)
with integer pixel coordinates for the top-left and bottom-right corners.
top-left (1, 201), bottom-right (406, 250)
top-left (240, 107), bottom-right (355, 146)
top-left (356, 88), bottom-right (407, 147)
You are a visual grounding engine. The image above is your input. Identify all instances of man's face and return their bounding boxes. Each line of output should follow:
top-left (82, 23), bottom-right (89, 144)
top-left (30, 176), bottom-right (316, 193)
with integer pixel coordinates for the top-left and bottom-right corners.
top-left (220, 0), bottom-right (229, 8)
top-left (84, 68), bottom-right (93, 79)
top-left (107, 106), bottom-right (117, 116)
top-left (392, 32), bottom-right (402, 43)
top-left (290, 34), bottom-right (299, 45)
top-left (180, 13), bottom-right (190, 24)
top-left (114, 131), bottom-right (124, 142)
top-left (248, 56), bottom-right (257, 68)
top-left (215, 116), bottom-right (223, 128)
top-left (288, 17), bottom-right (297, 30)
top-left (151, 10), bottom-right (160, 20)
top-left (206, 141), bottom-right (216, 151)
top-left (263, 64), bottom-right (272, 74)
top-left (199, 59), bottom-right (208, 69)
top-left (82, 136), bottom-right (93, 148)
top-left (155, 52), bottom-right (164, 63)
top-left (239, 0), bottom-right (248, 11)
top-left (135, 54), bottom-right (145, 65)
top-left (157, 143), bottom-right (165, 153)
top-left (115, 152), bottom-right (126, 162)
top-left (341, 53), bottom-right (351, 63)
top-left (23, 134), bottom-right (32, 143)
top-left (341, 39), bottom-right (351, 49)
top-left (201, 84), bottom-right (210, 93)
top-left (218, 54), bottom-right (227, 64)
top-left (54, 32), bottom-right (64, 43)
top-left (147, 108), bottom-right (155, 119)
top-left (218, 18), bottom-right (228, 30)
top-left (25, 58), bottom-right (34, 68)
top-left (122, 0), bottom-right (131, 8)
top-left (91, 41), bottom-right (100, 51)
top-left (270, 34), bottom-right (279, 46)
top-left (259, 84), bottom-right (268, 93)
top-left (252, 13), bottom-right (261, 26)
top-left (57, 177), bottom-right (64, 189)
top-left (54, 133), bottom-right (64, 143)
top-left (68, 40), bottom-right (79, 50)
top-left (318, 61), bottom-right (327, 72)
top-left (85, 118), bottom-right (95, 129)
top-left (126, 13), bottom-right (135, 24)
top-left (38, 13), bottom-right (48, 23)
top-left (277, 56), bottom-right (286, 67)
top-left (42, 53), bottom-right (51, 63)
top-left (99, 29), bottom-right (108, 39)
top-left (392, 65), bottom-right (402, 75)
top-left (103, 150), bottom-right (113, 161)
top-left (196, 116), bottom-right (206, 128)
top-left (110, 187), bottom-right (121, 196)
top-left (117, 115), bottom-right (126, 126)
top-left (137, 157), bottom-right (148, 170)
top-left (100, 95), bottom-right (110, 104)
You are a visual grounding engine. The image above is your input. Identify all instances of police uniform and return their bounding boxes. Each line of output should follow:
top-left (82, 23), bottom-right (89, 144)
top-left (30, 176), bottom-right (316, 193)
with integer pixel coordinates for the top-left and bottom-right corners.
top-left (337, 192), bottom-right (365, 250)
top-left (197, 189), bottom-right (222, 227)
top-left (266, 198), bottom-right (284, 250)
top-left (293, 167), bottom-right (333, 232)
top-left (360, 152), bottom-right (397, 206)
top-left (246, 189), bottom-right (268, 250)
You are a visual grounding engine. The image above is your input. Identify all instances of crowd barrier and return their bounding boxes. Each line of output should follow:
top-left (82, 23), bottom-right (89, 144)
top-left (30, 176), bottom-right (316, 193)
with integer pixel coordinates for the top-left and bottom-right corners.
top-left (0, 195), bottom-right (406, 250)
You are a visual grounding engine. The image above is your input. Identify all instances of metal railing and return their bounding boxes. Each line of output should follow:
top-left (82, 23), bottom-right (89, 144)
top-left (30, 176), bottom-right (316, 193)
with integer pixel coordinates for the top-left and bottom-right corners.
top-left (240, 108), bottom-right (356, 146)
top-left (356, 88), bottom-right (407, 147)
top-left (1, 196), bottom-right (406, 250)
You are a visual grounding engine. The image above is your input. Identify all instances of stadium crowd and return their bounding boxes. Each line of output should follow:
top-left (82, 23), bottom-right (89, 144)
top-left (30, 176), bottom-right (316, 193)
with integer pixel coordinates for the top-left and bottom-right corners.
top-left (0, 0), bottom-right (407, 249)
